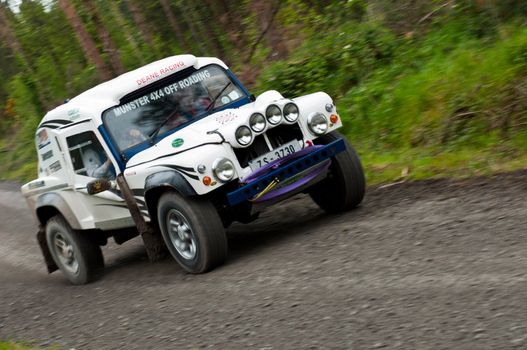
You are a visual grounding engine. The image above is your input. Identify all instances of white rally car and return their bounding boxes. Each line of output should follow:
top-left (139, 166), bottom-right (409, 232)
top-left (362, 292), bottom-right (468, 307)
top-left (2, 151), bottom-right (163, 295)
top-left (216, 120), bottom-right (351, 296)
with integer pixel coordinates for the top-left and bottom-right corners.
top-left (21, 55), bottom-right (365, 284)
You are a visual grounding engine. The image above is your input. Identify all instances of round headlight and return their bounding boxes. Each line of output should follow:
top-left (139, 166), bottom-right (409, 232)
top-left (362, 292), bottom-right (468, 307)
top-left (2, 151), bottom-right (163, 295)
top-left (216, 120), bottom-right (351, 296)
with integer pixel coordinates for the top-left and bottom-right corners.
top-left (307, 113), bottom-right (329, 135)
top-left (283, 103), bottom-right (299, 122)
top-left (235, 125), bottom-right (252, 146)
top-left (212, 158), bottom-right (235, 182)
top-left (249, 113), bottom-right (266, 133)
top-left (265, 104), bottom-right (282, 125)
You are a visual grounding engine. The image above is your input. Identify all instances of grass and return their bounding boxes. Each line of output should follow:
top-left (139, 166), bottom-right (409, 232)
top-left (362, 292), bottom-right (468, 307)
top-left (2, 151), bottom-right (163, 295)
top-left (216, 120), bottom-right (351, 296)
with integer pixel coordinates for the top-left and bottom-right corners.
top-left (359, 142), bottom-right (527, 185)
top-left (2, 21), bottom-right (527, 186)
top-left (250, 18), bottom-right (527, 186)
top-left (0, 341), bottom-right (54, 350)
top-left (337, 23), bottom-right (527, 185)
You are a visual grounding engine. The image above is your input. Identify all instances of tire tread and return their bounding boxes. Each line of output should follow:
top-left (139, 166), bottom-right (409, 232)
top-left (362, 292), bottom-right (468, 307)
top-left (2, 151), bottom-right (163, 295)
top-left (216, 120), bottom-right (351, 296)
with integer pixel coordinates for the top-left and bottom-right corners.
top-left (157, 192), bottom-right (227, 273)
top-left (46, 215), bottom-right (104, 285)
top-left (309, 131), bottom-right (366, 212)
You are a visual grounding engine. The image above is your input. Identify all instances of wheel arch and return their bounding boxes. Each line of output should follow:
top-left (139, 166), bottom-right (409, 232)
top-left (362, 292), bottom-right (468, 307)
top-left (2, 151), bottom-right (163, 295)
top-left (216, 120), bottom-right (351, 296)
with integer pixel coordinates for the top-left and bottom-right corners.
top-left (144, 170), bottom-right (197, 228)
top-left (35, 192), bottom-right (81, 229)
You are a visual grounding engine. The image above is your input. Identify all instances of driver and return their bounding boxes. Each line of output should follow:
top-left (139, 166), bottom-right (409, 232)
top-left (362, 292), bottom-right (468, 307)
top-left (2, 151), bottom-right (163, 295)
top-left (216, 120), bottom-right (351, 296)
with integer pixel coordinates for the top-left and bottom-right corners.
top-left (180, 86), bottom-right (210, 118)
top-left (124, 128), bottom-right (147, 149)
top-left (82, 148), bottom-right (115, 179)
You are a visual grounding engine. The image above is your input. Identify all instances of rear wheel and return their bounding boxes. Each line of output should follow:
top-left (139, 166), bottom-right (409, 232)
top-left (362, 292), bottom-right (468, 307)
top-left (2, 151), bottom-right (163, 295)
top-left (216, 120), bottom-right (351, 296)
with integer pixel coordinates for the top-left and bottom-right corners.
top-left (157, 192), bottom-right (227, 273)
top-left (309, 131), bottom-right (366, 213)
top-left (45, 215), bottom-right (104, 285)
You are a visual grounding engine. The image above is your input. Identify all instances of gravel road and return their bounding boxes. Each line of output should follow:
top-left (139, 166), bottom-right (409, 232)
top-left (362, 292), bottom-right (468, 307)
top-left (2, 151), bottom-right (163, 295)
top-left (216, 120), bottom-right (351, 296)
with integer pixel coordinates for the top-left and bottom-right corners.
top-left (1, 172), bottom-right (527, 350)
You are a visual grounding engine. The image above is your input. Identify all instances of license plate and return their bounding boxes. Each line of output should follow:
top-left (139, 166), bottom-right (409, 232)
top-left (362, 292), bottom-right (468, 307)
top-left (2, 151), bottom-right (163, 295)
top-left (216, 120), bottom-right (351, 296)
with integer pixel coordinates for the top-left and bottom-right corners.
top-left (248, 141), bottom-right (300, 171)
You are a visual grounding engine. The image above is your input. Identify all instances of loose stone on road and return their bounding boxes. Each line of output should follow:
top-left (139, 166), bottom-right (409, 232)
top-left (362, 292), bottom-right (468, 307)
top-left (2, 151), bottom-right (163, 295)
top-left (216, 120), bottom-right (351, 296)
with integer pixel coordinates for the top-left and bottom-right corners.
top-left (1, 172), bottom-right (527, 349)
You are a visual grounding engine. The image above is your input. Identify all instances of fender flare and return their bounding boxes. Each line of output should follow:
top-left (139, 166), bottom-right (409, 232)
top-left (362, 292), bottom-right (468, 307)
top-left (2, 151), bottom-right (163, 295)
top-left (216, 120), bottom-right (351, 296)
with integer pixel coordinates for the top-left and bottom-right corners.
top-left (144, 170), bottom-right (197, 196)
top-left (35, 192), bottom-right (81, 229)
top-left (143, 170), bottom-right (197, 214)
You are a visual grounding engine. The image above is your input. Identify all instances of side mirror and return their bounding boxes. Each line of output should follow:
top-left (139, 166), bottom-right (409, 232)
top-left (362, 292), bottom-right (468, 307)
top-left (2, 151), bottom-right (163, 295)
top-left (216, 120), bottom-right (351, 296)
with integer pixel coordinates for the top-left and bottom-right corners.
top-left (86, 179), bottom-right (113, 195)
top-left (249, 94), bottom-right (256, 102)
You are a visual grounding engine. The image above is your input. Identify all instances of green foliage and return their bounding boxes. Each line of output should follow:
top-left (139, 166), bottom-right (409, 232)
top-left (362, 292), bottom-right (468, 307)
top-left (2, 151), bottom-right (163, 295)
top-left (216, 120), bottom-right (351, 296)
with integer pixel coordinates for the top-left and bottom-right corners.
top-left (256, 21), bottom-right (397, 99)
top-left (8, 75), bottom-right (40, 135)
top-left (1, 0), bottom-right (527, 183)
top-left (255, 8), bottom-right (527, 183)
top-left (0, 340), bottom-right (55, 350)
top-left (0, 74), bottom-right (39, 180)
top-left (340, 23), bottom-right (527, 145)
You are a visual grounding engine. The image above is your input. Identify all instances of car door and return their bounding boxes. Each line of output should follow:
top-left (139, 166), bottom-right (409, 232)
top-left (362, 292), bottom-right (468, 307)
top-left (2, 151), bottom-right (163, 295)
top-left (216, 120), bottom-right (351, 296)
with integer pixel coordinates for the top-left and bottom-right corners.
top-left (58, 120), bottom-right (135, 230)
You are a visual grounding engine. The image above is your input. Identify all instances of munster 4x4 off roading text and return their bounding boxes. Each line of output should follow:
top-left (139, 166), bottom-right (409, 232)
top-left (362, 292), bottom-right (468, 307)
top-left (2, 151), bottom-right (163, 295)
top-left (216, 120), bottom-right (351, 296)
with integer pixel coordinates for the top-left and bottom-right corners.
top-left (21, 55), bottom-right (365, 284)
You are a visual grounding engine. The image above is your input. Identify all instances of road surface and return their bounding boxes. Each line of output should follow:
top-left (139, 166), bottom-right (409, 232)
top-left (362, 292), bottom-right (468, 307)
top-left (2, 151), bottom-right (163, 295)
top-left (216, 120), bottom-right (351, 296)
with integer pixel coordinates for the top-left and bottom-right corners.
top-left (1, 172), bottom-right (527, 349)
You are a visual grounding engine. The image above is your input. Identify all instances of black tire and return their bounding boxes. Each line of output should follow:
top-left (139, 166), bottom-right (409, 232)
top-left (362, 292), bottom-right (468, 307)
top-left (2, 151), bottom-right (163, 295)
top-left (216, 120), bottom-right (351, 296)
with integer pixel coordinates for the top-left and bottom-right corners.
top-left (45, 215), bottom-right (104, 285)
top-left (157, 191), bottom-right (227, 273)
top-left (309, 131), bottom-right (366, 213)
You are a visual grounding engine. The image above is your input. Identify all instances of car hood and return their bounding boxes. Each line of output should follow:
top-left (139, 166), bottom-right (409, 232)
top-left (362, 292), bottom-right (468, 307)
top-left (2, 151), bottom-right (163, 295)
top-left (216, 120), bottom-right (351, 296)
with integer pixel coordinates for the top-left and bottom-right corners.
top-left (126, 90), bottom-right (297, 167)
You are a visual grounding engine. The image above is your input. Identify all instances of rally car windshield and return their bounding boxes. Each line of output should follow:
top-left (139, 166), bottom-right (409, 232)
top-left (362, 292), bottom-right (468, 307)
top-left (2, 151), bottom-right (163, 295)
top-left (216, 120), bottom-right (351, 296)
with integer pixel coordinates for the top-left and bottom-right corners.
top-left (103, 65), bottom-right (246, 152)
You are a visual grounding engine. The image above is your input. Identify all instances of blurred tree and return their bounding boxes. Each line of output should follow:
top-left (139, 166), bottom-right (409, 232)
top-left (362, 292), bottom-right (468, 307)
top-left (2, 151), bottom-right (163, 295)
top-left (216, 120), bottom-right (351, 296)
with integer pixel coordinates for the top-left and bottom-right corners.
top-left (301, 0), bottom-right (325, 14)
top-left (248, 0), bottom-right (287, 62)
top-left (107, 1), bottom-right (146, 65)
top-left (203, 0), bottom-right (249, 60)
top-left (124, 0), bottom-right (155, 48)
top-left (187, 0), bottom-right (224, 57)
top-left (159, 0), bottom-right (191, 53)
top-left (172, 0), bottom-right (207, 55)
top-left (16, 1), bottom-right (64, 78)
top-left (16, 1), bottom-right (85, 103)
top-left (0, 44), bottom-right (16, 113)
top-left (365, 0), bottom-right (439, 34)
top-left (0, 5), bottom-right (29, 73)
top-left (57, 0), bottom-right (112, 80)
top-left (473, 0), bottom-right (527, 19)
top-left (83, 0), bottom-right (125, 75)
top-left (0, 2), bottom-right (47, 109)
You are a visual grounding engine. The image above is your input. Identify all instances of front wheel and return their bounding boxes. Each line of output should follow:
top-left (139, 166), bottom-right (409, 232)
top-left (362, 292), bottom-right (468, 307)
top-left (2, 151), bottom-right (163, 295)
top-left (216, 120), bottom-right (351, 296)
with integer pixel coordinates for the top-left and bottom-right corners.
top-left (45, 215), bottom-right (104, 285)
top-left (309, 131), bottom-right (366, 213)
top-left (157, 192), bottom-right (227, 273)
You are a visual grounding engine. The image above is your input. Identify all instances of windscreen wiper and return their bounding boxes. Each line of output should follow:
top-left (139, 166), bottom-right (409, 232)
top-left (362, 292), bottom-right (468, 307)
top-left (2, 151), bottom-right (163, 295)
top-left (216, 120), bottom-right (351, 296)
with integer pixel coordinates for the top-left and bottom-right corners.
top-left (206, 81), bottom-right (232, 112)
top-left (149, 81), bottom-right (232, 143)
top-left (148, 114), bottom-right (173, 144)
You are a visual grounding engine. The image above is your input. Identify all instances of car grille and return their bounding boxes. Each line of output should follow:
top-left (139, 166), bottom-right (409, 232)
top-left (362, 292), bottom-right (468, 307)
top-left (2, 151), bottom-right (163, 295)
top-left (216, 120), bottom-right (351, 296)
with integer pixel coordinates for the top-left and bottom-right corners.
top-left (234, 123), bottom-right (303, 168)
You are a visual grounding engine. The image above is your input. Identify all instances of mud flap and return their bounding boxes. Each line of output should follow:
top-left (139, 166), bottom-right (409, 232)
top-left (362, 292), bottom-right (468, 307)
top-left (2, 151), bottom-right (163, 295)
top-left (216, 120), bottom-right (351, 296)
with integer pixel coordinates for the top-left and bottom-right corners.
top-left (116, 174), bottom-right (168, 262)
top-left (36, 225), bottom-right (58, 273)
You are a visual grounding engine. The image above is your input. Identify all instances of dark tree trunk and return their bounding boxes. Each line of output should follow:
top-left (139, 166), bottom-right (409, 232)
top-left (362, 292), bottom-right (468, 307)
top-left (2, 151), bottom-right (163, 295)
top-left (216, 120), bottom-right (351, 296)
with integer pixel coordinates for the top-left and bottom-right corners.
top-left (108, 1), bottom-right (145, 65)
top-left (195, 1), bottom-right (225, 58)
top-left (159, 0), bottom-right (192, 53)
top-left (125, 0), bottom-right (154, 46)
top-left (204, 0), bottom-right (248, 58)
top-left (57, 0), bottom-right (112, 81)
top-left (250, 0), bottom-right (288, 61)
top-left (84, 0), bottom-right (125, 75)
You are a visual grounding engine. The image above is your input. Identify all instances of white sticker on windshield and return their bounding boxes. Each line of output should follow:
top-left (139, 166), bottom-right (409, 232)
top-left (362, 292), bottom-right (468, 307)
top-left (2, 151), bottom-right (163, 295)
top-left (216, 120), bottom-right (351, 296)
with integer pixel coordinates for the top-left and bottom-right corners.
top-left (113, 69), bottom-right (212, 117)
top-left (221, 96), bottom-right (231, 104)
top-left (228, 90), bottom-right (240, 100)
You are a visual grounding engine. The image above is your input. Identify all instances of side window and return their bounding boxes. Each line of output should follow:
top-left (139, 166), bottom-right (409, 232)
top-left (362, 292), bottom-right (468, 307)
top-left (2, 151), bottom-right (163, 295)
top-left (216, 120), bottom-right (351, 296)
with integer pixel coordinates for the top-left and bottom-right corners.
top-left (66, 131), bottom-right (115, 179)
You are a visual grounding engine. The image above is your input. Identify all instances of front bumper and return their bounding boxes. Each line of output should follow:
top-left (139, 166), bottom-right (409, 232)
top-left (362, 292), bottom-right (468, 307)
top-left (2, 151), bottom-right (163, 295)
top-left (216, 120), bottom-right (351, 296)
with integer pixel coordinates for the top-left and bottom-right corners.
top-left (227, 138), bottom-right (346, 206)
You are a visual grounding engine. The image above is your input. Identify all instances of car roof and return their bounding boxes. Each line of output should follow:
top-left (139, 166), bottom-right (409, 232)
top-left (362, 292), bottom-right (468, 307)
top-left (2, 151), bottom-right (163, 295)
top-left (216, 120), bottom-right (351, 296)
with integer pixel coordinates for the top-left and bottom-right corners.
top-left (38, 55), bottom-right (227, 130)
